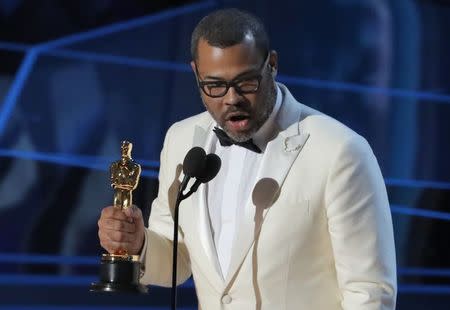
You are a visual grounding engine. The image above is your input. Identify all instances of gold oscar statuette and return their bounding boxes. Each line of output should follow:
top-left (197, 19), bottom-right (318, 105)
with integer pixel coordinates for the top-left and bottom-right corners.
top-left (90, 141), bottom-right (148, 294)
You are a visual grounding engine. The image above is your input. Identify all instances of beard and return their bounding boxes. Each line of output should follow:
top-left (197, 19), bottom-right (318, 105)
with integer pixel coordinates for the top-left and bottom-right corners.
top-left (205, 78), bottom-right (277, 143)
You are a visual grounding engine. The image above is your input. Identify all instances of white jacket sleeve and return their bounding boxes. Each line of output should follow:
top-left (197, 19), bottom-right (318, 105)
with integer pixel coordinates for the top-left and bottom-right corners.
top-left (325, 135), bottom-right (397, 309)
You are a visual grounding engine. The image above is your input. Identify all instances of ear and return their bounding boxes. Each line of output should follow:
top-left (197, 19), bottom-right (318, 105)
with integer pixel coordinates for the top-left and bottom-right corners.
top-left (191, 61), bottom-right (200, 87)
top-left (190, 61), bottom-right (197, 76)
top-left (268, 50), bottom-right (278, 77)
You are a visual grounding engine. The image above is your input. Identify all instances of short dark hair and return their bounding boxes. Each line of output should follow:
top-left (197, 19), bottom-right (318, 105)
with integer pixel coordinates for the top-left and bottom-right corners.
top-left (190, 8), bottom-right (270, 61)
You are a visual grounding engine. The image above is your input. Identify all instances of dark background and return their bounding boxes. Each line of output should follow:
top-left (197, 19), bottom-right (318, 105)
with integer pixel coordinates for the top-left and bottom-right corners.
top-left (0, 0), bottom-right (449, 309)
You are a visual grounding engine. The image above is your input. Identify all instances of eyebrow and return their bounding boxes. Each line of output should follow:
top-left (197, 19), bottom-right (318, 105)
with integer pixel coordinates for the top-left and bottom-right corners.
top-left (202, 67), bottom-right (260, 82)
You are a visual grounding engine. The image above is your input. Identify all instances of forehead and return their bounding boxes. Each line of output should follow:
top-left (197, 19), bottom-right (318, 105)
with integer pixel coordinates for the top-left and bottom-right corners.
top-left (196, 37), bottom-right (262, 77)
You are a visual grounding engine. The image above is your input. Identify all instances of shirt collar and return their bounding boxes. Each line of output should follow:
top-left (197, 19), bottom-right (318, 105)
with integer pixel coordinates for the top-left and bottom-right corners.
top-left (252, 84), bottom-right (282, 152)
top-left (213, 84), bottom-right (282, 153)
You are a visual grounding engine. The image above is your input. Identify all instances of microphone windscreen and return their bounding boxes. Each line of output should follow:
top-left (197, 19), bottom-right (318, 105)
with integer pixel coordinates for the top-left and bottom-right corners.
top-left (198, 153), bottom-right (221, 183)
top-left (183, 147), bottom-right (207, 177)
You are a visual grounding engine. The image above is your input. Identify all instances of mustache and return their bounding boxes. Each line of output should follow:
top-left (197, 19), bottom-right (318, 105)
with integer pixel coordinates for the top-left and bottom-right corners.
top-left (222, 106), bottom-right (252, 120)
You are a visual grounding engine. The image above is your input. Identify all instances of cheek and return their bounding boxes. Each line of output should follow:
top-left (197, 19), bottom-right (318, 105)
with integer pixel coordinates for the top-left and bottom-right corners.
top-left (254, 80), bottom-right (275, 109)
top-left (249, 93), bottom-right (263, 112)
top-left (202, 98), bottom-right (223, 119)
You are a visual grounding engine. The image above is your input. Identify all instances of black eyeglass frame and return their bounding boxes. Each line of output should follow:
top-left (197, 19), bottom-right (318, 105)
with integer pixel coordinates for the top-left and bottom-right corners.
top-left (194, 52), bottom-right (270, 98)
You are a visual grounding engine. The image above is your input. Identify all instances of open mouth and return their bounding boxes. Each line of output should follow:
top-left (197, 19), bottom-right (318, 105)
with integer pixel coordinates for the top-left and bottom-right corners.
top-left (225, 113), bottom-right (251, 131)
top-left (228, 114), bottom-right (249, 122)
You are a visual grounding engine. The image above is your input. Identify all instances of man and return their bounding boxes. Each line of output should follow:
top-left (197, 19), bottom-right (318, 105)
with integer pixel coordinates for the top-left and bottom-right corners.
top-left (98, 8), bottom-right (397, 309)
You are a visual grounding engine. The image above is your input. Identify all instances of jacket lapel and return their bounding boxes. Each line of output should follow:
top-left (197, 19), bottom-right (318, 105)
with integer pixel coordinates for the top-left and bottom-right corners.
top-left (224, 84), bottom-right (310, 284)
top-left (190, 119), bottom-right (225, 286)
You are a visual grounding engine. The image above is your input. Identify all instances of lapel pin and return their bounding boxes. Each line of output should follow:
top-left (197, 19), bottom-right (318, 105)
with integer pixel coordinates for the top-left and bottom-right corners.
top-left (283, 134), bottom-right (310, 153)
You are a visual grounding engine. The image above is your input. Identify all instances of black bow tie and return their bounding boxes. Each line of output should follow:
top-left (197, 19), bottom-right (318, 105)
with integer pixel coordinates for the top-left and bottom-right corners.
top-left (213, 127), bottom-right (262, 153)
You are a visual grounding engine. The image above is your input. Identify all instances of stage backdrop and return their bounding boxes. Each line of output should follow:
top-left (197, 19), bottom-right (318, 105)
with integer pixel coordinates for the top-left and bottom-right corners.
top-left (0, 0), bottom-right (449, 309)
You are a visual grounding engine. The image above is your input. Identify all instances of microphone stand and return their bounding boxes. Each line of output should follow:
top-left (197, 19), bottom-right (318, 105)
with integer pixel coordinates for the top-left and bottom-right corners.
top-left (171, 176), bottom-right (192, 310)
top-left (170, 152), bottom-right (220, 310)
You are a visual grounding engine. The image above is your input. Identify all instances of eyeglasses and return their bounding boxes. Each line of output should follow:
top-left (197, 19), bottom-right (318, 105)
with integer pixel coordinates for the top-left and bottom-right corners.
top-left (195, 53), bottom-right (269, 98)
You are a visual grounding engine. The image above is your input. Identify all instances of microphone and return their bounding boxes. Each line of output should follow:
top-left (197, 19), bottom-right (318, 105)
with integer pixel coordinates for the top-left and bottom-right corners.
top-left (180, 147), bottom-right (206, 193)
top-left (183, 153), bottom-right (221, 198)
top-left (198, 153), bottom-right (222, 182)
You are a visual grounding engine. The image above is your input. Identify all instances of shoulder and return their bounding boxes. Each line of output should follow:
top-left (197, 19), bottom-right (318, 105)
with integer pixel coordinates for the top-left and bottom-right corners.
top-left (289, 97), bottom-right (373, 169)
top-left (160, 111), bottom-right (213, 164)
top-left (166, 111), bottom-right (212, 139)
top-left (303, 114), bottom-right (364, 146)
top-left (300, 113), bottom-right (376, 178)
top-left (130, 161), bottom-right (141, 169)
top-left (278, 83), bottom-right (371, 158)
top-left (157, 111), bottom-right (212, 179)
top-left (279, 83), bottom-right (363, 147)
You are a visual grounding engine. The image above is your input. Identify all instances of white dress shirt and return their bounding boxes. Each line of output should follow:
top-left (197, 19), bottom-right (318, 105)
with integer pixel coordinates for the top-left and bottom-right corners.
top-left (206, 86), bottom-right (282, 278)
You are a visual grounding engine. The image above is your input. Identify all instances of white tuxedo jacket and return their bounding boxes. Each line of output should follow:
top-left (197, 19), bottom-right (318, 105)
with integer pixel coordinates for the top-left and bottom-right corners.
top-left (140, 84), bottom-right (397, 310)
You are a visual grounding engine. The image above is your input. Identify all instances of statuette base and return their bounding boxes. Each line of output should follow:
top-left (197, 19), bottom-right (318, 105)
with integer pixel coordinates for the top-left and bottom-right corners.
top-left (90, 253), bottom-right (148, 294)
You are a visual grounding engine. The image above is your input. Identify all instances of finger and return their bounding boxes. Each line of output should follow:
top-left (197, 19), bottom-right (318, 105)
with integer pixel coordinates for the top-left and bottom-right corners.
top-left (104, 228), bottom-right (137, 243)
top-left (99, 218), bottom-right (135, 233)
top-left (122, 206), bottom-right (132, 218)
top-left (98, 230), bottom-right (115, 254)
top-left (123, 205), bottom-right (143, 222)
top-left (99, 230), bottom-right (134, 254)
top-left (101, 206), bottom-right (129, 221)
top-left (102, 240), bottom-right (131, 254)
top-left (99, 226), bottom-right (134, 245)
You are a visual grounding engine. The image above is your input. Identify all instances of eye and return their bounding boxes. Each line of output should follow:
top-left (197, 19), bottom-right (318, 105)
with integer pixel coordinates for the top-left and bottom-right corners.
top-left (202, 82), bottom-right (227, 96)
top-left (206, 83), bottom-right (225, 91)
top-left (237, 78), bottom-right (259, 92)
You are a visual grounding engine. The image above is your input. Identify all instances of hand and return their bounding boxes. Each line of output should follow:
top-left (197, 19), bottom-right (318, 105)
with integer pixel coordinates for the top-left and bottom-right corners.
top-left (98, 205), bottom-right (145, 255)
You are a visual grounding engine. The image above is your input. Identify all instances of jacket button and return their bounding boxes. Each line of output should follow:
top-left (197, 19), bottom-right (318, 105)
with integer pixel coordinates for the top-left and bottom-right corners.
top-left (221, 294), bottom-right (232, 304)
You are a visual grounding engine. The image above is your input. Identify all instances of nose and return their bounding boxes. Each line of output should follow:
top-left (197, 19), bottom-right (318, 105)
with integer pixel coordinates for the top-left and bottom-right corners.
top-left (222, 86), bottom-right (241, 106)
